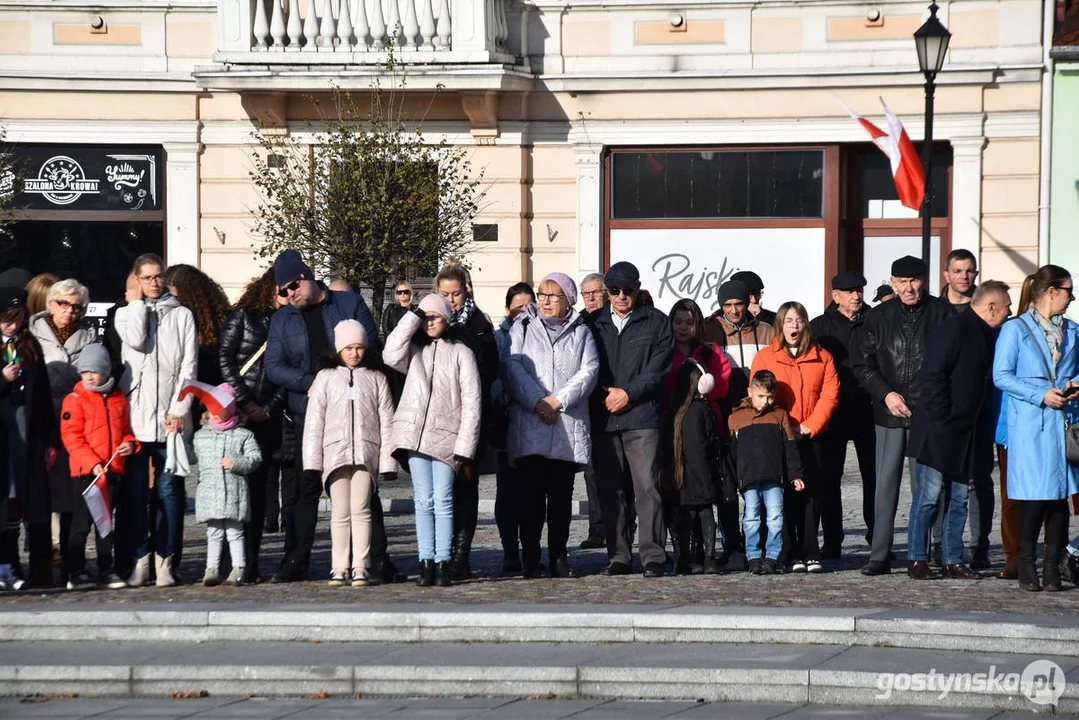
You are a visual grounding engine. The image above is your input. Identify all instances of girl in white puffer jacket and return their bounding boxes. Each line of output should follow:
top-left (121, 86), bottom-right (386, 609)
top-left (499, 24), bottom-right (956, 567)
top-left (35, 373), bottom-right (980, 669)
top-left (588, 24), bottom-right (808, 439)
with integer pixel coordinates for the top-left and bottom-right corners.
top-left (303, 320), bottom-right (395, 587)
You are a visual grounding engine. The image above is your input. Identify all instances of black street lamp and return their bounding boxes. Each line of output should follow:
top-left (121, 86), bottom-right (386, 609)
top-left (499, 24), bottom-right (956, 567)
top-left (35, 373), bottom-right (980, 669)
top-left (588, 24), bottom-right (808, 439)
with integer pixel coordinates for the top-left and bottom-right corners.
top-left (913, 2), bottom-right (951, 267)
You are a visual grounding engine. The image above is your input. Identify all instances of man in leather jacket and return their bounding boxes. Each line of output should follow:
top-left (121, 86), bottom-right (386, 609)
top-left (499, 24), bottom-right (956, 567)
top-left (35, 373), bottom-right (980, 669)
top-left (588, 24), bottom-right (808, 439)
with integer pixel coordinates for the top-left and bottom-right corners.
top-left (853, 255), bottom-right (954, 576)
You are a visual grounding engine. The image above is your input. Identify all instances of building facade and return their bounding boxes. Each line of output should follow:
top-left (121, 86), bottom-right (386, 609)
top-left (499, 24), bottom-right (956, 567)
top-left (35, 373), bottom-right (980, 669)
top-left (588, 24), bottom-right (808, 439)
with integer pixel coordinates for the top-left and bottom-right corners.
top-left (0, 0), bottom-right (1054, 318)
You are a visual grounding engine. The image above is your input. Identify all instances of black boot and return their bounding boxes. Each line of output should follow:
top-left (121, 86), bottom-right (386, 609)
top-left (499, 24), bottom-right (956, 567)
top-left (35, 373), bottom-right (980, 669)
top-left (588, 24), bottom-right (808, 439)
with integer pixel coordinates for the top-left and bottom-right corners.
top-left (436, 560), bottom-right (453, 587)
top-left (416, 559), bottom-right (436, 587)
top-left (673, 523), bottom-right (692, 576)
top-left (689, 531), bottom-right (705, 575)
top-left (702, 520), bottom-right (720, 574)
top-left (1044, 544), bottom-right (1063, 591)
top-left (449, 529), bottom-right (473, 581)
top-left (449, 469), bottom-right (478, 580)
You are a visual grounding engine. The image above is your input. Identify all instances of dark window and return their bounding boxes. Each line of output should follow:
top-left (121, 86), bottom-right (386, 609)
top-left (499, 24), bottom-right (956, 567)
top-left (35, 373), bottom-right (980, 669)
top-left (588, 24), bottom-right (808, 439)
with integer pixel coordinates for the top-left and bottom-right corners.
top-left (472, 223), bottom-right (498, 242)
top-left (611, 149), bottom-right (825, 220)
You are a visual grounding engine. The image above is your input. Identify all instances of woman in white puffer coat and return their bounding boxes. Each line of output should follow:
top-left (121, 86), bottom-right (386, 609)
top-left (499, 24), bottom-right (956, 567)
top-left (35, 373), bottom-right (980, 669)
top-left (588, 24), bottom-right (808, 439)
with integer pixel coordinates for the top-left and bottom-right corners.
top-left (383, 294), bottom-right (481, 588)
top-left (303, 320), bottom-right (395, 588)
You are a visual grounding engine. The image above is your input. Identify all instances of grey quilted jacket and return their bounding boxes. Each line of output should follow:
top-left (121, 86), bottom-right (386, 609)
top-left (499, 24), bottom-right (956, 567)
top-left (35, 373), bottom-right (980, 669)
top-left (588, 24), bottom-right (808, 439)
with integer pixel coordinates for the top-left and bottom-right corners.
top-left (383, 312), bottom-right (482, 466)
top-left (303, 364), bottom-right (396, 479)
top-left (29, 312), bottom-right (97, 413)
top-left (192, 425), bottom-right (262, 524)
top-left (503, 305), bottom-right (599, 466)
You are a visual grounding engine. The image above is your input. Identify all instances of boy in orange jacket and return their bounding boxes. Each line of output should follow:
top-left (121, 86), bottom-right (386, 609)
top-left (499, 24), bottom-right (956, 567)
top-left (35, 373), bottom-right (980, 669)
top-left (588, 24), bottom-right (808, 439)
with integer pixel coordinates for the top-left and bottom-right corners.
top-left (59, 344), bottom-right (138, 590)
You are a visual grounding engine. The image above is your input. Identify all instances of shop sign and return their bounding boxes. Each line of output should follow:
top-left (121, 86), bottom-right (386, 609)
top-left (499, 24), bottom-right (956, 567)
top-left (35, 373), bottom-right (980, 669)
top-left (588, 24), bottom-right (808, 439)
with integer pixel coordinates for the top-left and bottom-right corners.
top-left (0, 169), bottom-right (13, 198)
top-left (12, 146), bottom-right (162, 212)
top-left (609, 227), bottom-right (827, 319)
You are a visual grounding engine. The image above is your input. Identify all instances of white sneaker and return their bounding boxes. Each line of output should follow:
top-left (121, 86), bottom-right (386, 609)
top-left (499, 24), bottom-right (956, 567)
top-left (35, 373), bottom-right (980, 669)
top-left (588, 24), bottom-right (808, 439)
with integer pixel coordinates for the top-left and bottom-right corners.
top-left (351, 570), bottom-right (369, 587)
top-left (806, 561), bottom-right (823, 574)
top-left (791, 561), bottom-right (808, 573)
top-left (224, 567), bottom-right (244, 587)
top-left (328, 570), bottom-right (348, 587)
top-left (202, 567), bottom-right (222, 587)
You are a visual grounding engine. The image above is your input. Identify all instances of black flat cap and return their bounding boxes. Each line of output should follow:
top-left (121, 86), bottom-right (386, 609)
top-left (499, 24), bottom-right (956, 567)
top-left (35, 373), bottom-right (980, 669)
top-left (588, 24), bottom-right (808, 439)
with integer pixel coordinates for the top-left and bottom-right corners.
top-left (873, 284), bottom-right (894, 303)
top-left (0, 286), bottom-right (28, 312)
top-left (832, 271), bottom-right (867, 291)
top-left (890, 255), bottom-right (927, 278)
top-left (604, 261), bottom-right (640, 287)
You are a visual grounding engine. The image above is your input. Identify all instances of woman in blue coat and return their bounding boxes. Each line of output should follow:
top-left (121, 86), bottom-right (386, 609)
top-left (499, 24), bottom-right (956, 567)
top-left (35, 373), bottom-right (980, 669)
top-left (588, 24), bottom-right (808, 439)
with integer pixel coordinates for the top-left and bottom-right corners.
top-left (993, 264), bottom-right (1079, 592)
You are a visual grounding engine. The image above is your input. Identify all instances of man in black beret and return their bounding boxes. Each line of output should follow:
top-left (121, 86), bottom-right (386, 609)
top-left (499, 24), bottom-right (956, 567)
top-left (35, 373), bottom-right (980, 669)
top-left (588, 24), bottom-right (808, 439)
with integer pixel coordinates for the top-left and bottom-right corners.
top-left (588, 261), bottom-right (674, 578)
top-left (853, 255), bottom-right (954, 576)
top-left (730, 270), bottom-right (776, 326)
top-left (809, 271), bottom-right (875, 561)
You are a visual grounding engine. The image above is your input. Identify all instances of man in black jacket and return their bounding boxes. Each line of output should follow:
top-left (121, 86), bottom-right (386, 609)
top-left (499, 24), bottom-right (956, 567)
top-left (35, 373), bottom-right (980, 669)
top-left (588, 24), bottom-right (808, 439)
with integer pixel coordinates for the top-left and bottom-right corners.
top-left (589, 261), bottom-right (674, 577)
top-left (853, 255), bottom-right (954, 576)
top-left (905, 281), bottom-right (1011, 580)
top-left (809, 271), bottom-right (876, 559)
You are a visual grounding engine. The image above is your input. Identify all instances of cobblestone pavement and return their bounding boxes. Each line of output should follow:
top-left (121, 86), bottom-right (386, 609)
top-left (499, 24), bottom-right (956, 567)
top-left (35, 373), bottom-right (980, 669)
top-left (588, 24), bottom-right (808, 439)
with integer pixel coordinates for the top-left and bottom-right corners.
top-left (2, 446), bottom-right (1075, 615)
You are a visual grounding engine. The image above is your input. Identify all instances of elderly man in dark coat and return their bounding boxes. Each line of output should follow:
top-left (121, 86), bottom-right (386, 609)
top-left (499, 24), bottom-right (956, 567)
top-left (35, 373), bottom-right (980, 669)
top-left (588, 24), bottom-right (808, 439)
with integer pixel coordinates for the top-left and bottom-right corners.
top-left (905, 281), bottom-right (1012, 580)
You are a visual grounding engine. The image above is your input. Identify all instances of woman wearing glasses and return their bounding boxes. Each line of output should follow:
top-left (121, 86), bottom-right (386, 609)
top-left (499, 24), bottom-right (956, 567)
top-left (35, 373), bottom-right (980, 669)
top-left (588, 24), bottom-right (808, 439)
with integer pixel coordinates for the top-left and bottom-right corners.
top-left (503, 274), bottom-right (598, 579)
top-left (29, 278), bottom-right (98, 586)
top-left (384, 293), bottom-right (481, 587)
top-left (749, 302), bottom-right (839, 574)
top-left (112, 253), bottom-right (198, 588)
top-left (381, 281), bottom-right (416, 341)
top-left (993, 264), bottom-right (1079, 592)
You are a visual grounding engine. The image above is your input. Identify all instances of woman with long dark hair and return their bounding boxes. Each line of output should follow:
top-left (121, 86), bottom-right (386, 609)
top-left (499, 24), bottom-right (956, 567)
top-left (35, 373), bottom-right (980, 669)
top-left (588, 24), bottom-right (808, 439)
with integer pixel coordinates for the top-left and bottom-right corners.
top-left (164, 264), bottom-right (231, 388)
top-left (218, 268), bottom-right (286, 583)
top-left (994, 264), bottom-right (1079, 591)
top-left (0, 287), bottom-right (57, 588)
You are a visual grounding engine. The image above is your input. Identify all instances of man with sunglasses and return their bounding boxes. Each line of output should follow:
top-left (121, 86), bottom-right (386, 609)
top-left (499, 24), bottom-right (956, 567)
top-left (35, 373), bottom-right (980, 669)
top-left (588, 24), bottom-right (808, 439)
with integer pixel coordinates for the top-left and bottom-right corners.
top-left (588, 261), bottom-right (674, 577)
top-left (264, 250), bottom-right (390, 584)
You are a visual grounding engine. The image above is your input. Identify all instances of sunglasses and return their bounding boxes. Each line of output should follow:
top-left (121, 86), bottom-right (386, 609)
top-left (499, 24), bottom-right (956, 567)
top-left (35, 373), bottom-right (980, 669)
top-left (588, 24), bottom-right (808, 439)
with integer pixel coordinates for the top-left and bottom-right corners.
top-left (606, 286), bottom-right (635, 298)
top-left (277, 280), bottom-right (301, 298)
top-left (1054, 285), bottom-right (1076, 301)
top-left (424, 314), bottom-right (442, 324)
top-left (53, 299), bottom-right (84, 312)
top-left (396, 289), bottom-right (411, 296)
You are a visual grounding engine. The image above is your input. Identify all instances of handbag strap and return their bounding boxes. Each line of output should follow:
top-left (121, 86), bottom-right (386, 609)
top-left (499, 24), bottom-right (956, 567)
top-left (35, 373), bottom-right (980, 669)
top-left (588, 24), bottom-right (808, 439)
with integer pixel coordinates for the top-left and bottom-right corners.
top-left (1019, 317), bottom-right (1056, 384)
top-left (239, 342), bottom-right (267, 378)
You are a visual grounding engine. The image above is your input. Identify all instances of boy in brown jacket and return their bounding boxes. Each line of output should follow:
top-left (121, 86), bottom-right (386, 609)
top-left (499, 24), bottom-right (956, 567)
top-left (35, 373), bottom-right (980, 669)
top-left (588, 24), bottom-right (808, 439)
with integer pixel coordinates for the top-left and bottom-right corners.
top-left (728, 370), bottom-right (804, 575)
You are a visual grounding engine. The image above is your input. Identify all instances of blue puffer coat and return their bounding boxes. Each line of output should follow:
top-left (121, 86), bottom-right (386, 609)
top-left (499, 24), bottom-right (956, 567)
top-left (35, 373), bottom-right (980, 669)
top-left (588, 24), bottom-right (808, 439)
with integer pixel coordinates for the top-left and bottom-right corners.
top-left (992, 311), bottom-right (1079, 501)
top-left (264, 288), bottom-right (380, 422)
top-left (503, 306), bottom-right (599, 466)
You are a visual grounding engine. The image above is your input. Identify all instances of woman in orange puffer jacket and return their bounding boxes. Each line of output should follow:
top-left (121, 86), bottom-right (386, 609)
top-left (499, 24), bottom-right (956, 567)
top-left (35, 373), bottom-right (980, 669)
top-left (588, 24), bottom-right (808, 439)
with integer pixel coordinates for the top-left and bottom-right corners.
top-left (750, 302), bottom-right (839, 574)
top-left (59, 344), bottom-right (139, 590)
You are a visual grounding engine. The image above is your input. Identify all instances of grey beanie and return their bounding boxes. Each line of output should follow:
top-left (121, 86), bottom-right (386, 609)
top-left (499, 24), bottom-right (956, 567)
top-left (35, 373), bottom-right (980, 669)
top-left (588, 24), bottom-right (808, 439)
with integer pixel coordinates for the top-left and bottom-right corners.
top-left (77, 344), bottom-right (112, 378)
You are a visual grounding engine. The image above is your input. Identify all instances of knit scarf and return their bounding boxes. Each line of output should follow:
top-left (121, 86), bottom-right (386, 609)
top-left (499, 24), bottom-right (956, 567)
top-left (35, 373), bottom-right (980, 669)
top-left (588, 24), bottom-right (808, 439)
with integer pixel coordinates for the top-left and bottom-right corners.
top-left (451, 296), bottom-right (476, 327)
top-left (1031, 307), bottom-right (1065, 369)
top-left (46, 315), bottom-right (77, 347)
top-left (84, 377), bottom-right (116, 395)
top-left (210, 414), bottom-right (240, 432)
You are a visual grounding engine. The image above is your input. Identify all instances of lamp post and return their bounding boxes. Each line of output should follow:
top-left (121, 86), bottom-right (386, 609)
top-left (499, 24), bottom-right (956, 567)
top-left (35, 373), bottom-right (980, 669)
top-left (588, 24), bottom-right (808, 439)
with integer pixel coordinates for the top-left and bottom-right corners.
top-left (913, 2), bottom-right (951, 266)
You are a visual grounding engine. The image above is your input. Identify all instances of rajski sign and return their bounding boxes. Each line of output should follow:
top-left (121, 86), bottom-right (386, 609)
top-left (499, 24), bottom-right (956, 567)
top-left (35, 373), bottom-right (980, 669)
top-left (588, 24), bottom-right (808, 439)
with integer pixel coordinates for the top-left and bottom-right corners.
top-left (9, 146), bottom-right (162, 212)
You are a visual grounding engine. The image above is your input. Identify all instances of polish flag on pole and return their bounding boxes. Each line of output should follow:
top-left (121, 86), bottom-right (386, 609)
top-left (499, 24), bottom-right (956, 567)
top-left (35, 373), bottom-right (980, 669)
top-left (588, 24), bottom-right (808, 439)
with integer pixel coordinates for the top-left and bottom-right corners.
top-left (82, 450), bottom-right (120, 538)
top-left (176, 379), bottom-right (234, 416)
top-left (836, 96), bottom-right (926, 211)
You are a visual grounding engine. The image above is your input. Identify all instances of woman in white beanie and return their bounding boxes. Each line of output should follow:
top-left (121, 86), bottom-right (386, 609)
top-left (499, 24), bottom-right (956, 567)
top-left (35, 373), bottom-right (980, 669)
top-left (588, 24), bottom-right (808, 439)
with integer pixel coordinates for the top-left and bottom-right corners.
top-left (383, 294), bottom-right (481, 587)
top-left (303, 320), bottom-right (395, 587)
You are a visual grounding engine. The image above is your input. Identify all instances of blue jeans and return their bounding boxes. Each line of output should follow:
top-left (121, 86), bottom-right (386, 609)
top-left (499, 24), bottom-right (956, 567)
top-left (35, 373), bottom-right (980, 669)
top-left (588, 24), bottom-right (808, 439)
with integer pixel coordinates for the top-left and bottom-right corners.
top-left (409, 453), bottom-right (455, 562)
top-left (122, 442), bottom-right (183, 561)
top-left (743, 482), bottom-right (784, 561)
top-left (908, 462), bottom-right (969, 564)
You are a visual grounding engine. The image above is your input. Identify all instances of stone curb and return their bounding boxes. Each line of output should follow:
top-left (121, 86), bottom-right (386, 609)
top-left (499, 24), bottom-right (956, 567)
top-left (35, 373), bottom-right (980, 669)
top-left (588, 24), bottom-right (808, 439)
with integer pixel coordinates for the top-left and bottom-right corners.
top-left (0, 662), bottom-right (1074, 713)
top-left (5, 605), bottom-right (1079, 656)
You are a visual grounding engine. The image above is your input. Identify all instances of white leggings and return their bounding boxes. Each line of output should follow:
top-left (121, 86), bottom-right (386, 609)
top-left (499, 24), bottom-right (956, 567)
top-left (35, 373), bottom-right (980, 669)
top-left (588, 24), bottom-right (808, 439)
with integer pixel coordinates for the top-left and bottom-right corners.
top-left (206, 519), bottom-right (245, 569)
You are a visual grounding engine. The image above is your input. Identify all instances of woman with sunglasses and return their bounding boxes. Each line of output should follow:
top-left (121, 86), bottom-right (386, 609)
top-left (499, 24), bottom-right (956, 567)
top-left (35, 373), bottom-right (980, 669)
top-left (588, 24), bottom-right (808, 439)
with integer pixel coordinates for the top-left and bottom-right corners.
top-left (28, 278), bottom-right (98, 586)
top-left (381, 281), bottom-right (417, 407)
top-left (994, 264), bottom-right (1079, 591)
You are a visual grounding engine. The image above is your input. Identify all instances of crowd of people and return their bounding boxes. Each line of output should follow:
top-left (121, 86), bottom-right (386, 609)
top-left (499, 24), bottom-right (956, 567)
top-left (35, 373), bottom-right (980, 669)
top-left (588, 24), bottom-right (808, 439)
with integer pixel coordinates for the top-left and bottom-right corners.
top-left (0, 247), bottom-right (1077, 593)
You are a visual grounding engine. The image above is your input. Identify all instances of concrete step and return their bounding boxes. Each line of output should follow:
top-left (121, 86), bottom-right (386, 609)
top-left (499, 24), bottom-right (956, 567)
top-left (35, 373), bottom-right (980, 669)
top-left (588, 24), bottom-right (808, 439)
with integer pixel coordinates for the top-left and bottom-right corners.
top-left (1, 640), bottom-right (1075, 714)
top-left (5, 604), bottom-right (1079, 657)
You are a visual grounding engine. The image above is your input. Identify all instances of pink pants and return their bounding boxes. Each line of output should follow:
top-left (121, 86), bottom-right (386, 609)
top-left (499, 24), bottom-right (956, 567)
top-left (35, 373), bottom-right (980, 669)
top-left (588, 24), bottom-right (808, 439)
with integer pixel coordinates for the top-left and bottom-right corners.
top-left (327, 466), bottom-right (373, 577)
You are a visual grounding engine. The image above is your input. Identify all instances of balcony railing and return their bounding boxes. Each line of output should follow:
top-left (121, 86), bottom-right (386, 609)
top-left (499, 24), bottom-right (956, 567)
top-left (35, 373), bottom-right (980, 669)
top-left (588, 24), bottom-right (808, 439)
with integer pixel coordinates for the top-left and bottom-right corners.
top-left (216, 0), bottom-right (512, 63)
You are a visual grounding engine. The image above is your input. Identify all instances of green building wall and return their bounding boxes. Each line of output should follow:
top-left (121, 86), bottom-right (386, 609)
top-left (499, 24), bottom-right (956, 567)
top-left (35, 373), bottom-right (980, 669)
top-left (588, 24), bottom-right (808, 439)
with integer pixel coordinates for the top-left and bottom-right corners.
top-left (1050, 63), bottom-right (1079, 320)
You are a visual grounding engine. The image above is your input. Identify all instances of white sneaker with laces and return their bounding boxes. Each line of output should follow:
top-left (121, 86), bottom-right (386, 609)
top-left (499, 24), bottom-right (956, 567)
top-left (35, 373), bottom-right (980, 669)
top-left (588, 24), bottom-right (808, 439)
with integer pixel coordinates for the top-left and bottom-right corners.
top-left (791, 561), bottom-right (808, 573)
top-left (806, 561), bottom-right (823, 574)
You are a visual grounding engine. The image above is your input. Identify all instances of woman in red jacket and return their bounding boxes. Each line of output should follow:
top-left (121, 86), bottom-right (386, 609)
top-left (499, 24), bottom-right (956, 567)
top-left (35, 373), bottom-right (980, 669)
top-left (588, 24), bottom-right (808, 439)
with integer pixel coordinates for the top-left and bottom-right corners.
top-left (663, 299), bottom-right (737, 571)
top-left (750, 301), bottom-right (839, 573)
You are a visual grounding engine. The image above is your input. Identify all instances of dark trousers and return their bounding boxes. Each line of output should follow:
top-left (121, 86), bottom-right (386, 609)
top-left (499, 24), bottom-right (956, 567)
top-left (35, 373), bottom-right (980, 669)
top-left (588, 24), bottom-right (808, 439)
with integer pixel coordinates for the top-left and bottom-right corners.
top-left (494, 450), bottom-right (519, 560)
top-left (716, 498), bottom-right (744, 556)
top-left (1018, 499), bottom-right (1070, 586)
top-left (517, 456), bottom-right (575, 568)
top-left (280, 420), bottom-right (297, 558)
top-left (817, 414), bottom-right (877, 550)
top-left (244, 420), bottom-right (281, 579)
top-left (673, 503), bottom-right (716, 570)
top-left (594, 429), bottom-right (666, 567)
top-left (69, 474), bottom-right (119, 575)
top-left (782, 437), bottom-right (823, 564)
top-left (998, 446), bottom-right (1021, 565)
top-left (966, 470), bottom-right (995, 559)
top-left (583, 460), bottom-right (605, 539)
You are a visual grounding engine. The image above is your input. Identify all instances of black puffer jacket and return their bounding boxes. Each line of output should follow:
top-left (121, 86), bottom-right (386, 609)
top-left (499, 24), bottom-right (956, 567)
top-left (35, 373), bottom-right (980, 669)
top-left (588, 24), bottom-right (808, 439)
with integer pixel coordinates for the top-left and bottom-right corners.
top-left (588, 303), bottom-right (675, 433)
top-left (853, 294), bottom-right (954, 428)
top-left (810, 303), bottom-right (873, 428)
top-left (218, 307), bottom-right (287, 413)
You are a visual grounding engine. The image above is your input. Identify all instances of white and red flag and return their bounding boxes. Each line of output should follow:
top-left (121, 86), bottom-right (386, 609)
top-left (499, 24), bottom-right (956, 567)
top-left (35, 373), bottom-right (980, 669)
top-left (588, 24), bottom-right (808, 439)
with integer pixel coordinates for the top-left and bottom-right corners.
top-left (176, 379), bottom-right (234, 417)
top-left (82, 450), bottom-right (120, 538)
top-left (837, 96), bottom-right (926, 211)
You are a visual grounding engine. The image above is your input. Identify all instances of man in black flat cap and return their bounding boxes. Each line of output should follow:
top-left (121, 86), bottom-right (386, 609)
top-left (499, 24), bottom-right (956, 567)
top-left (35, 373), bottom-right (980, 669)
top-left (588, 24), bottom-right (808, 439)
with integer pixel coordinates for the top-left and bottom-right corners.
top-left (872, 284), bottom-right (895, 304)
top-left (730, 270), bottom-right (776, 326)
top-left (809, 271), bottom-right (876, 560)
top-left (589, 261), bottom-right (674, 578)
top-left (853, 255), bottom-right (954, 576)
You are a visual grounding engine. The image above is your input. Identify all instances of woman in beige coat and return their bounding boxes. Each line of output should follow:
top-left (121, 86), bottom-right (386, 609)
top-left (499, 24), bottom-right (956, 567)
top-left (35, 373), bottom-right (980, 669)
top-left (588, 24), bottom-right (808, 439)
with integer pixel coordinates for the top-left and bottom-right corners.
top-left (384, 294), bottom-right (481, 587)
top-left (303, 320), bottom-right (395, 587)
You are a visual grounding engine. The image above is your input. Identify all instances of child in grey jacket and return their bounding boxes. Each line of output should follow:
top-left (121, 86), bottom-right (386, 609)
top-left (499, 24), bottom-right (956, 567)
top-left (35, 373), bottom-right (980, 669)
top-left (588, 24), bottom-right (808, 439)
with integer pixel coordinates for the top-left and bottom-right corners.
top-left (191, 383), bottom-right (262, 586)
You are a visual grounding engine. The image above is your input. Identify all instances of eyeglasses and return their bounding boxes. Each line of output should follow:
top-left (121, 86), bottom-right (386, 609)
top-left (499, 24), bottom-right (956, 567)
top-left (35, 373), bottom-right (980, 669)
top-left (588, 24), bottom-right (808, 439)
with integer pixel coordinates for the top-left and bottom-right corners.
top-left (424, 314), bottom-right (442, 324)
top-left (277, 280), bottom-right (301, 298)
top-left (138, 274), bottom-right (164, 285)
top-left (53, 299), bottom-right (84, 312)
top-left (1054, 285), bottom-right (1075, 301)
top-left (537, 292), bottom-right (566, 304)
top-left (396, 289), bottom-right (411, 296)
top-left (582, 289), bottom-right (607, 299)
top-left (606, 286), bottom-right (635, 298)
top-left (782, 318), bottom-right (806, 328)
